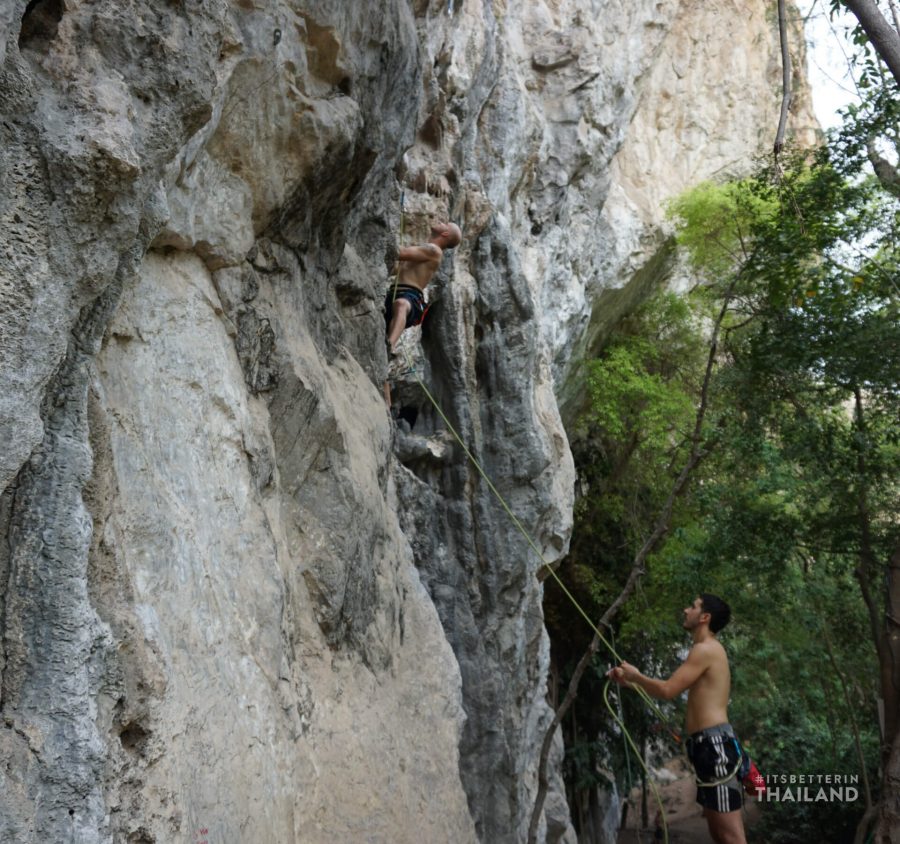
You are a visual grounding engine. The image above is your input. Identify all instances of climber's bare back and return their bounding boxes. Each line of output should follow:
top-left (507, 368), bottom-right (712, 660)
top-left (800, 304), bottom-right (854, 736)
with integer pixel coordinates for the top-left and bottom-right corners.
top-left (395, 243), bottom-right (442, 291)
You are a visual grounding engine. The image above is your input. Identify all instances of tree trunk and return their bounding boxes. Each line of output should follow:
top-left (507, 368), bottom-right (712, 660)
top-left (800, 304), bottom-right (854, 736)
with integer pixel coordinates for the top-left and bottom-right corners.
top-left (875, 726), bottom-right (900, 843)
top-left (880, 547), bottom-right (900, 754)
top-left (640, 734), bottom-right (649, 831)
top-left (852, 393), bottom-right (900, 841)
top-left (874, 547), bottom-right (900, 843)
top-left (842, 0), bottom-right (900, 85)
top-left (775, 0), bottom-right (793, 154)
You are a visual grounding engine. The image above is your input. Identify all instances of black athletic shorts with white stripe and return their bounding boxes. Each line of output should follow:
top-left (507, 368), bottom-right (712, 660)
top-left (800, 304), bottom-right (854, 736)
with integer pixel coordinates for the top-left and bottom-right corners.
top-left (686, 723), bottom-right (745, 813)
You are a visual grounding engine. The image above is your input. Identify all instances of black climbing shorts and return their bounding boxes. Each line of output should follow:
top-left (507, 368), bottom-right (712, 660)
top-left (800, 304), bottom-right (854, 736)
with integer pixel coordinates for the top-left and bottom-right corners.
top-left (686, 724), bottom-right (745, 813)
top-left (385, 284), bottom-right (426, 329)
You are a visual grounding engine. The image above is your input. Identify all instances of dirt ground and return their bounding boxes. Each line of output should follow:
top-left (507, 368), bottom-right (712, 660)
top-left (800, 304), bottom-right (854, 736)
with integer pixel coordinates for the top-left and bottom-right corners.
top-left (616, 756), bottom-right (759, 843)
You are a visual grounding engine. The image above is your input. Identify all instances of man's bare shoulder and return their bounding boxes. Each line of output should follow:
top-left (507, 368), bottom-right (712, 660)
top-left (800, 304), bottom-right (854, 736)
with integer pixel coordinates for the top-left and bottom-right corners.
top-left (398, 243), bottom-right (443, 264)
top-left (689, 639), bottom-right (725, 662)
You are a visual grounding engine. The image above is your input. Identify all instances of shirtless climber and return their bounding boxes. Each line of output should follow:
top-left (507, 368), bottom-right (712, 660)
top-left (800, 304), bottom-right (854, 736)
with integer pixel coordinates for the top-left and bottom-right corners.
top-left (385, 220), bottom-right (462, 352)
top-left (383, 220), bottom-right (461, 406)
top-left (608, 594), bottom-right (748, 844)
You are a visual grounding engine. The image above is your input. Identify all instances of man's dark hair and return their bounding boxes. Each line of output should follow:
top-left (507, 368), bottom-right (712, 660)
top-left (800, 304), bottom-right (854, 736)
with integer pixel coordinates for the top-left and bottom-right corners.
top-left (700, 593), bottom-right (731, 633)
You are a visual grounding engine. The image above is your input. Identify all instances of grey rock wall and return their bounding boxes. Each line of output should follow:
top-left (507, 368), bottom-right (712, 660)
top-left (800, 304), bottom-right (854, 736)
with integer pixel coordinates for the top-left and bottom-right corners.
top-left (0, 1), bottom-right (813, 842)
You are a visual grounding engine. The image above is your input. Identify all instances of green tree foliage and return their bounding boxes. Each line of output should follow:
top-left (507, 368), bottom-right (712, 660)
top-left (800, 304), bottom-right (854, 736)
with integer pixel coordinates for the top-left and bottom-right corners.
top-left (705, 90), bottom-right (898, 840)
top-left (546, 291), bottom-right (714, 830)
top-left (549, 87), bottom-right (897, 841)
top-left (667, 178), bottom-right (776, 277)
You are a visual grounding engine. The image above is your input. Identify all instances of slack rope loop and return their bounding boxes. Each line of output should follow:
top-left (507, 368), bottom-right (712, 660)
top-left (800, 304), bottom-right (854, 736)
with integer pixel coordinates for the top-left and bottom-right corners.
top-left (399, 345), bottom-right (674, 842)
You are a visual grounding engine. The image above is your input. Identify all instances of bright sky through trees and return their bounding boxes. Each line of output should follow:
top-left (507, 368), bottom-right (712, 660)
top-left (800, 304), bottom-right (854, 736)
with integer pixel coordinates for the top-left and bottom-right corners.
top-left (796, 0), bottom-right (864, 128)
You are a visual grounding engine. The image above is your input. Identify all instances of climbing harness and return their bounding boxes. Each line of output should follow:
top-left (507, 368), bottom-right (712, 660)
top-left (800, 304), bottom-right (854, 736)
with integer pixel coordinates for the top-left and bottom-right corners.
top-left (689, 734), bottom-right (765, 798)
top-left (692, 749), bottom-right (744, 789)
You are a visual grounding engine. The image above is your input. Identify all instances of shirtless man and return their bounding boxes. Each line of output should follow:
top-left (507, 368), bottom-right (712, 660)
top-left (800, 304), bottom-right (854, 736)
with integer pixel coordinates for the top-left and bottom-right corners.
top-left (384, 220), bottom-right (461, 353)
top-left (609, 594), bottom-right (747, 844)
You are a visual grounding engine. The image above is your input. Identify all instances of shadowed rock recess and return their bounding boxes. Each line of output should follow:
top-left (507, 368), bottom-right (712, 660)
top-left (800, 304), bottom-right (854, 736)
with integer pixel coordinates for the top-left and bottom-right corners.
top-left (0, 2), bottom-right (813, 842)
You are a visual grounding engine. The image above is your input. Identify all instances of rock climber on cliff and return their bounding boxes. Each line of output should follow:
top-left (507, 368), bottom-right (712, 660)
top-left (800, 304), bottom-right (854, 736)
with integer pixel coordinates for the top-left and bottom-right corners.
top-left (383, 220), bottom-right (461, 406)
top-left (385, 220), bottom-right (461, 353)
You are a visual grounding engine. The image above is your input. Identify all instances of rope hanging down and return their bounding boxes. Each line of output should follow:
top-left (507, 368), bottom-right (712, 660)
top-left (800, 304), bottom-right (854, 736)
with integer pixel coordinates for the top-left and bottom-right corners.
top-left (390, 191), bottom-right (406, 307)
top-left (388, 197), bottom-right (681, 838)
top-left (398, 345), bottom-right (677, 841)
top-left (401, 348), bottom-right (674, 727)
top-left (603, 679), bottom-right (668, 842)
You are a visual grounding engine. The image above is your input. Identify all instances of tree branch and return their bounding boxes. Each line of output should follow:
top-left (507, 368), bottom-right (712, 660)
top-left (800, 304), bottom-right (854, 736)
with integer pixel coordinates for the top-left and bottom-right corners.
top-left (842, 0), bottom-right (900, 86)
top-left (775, 0), bottom-right (793, 156)
top-left (867, 136), bottom-right (900, 198)
top-left (889, 0), bottom-right (900, 36)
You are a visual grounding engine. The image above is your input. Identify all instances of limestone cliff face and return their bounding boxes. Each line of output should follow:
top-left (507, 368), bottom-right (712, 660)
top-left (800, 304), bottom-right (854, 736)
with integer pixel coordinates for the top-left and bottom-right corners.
top-left (0, 2), bottom-right (811, 843)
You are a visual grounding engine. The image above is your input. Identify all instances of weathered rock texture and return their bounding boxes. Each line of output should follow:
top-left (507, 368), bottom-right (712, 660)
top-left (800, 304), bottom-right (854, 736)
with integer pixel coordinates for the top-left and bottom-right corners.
top-left (0, 1), bottom-right (813, 842)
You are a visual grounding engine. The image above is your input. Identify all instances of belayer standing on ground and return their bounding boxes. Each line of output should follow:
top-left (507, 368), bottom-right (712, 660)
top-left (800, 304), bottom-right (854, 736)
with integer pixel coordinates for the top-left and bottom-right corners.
top-left (609, 594), bottom-right (748, 844)
top-left (383, 220), bottom-right (461, 406)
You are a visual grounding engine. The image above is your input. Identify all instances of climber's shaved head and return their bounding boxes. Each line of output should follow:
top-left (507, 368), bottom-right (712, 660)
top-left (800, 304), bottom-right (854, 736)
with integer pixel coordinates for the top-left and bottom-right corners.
top-left (430, 221), bottom-right (461, 249)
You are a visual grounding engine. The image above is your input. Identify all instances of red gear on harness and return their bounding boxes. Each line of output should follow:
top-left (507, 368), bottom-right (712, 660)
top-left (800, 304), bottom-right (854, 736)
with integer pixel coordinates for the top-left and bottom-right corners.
top-left (743, 759), bottom-right (766, 798)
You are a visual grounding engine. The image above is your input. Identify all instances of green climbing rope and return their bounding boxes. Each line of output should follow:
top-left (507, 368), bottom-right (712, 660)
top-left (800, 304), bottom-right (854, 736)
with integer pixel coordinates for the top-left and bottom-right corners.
top-left (390, 191), bottom-right (406, 307)
top-left (604, 679), bottom-right (668, 843)
top-left (400, 346), bottom-right (678, 842)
